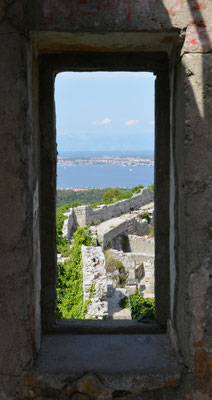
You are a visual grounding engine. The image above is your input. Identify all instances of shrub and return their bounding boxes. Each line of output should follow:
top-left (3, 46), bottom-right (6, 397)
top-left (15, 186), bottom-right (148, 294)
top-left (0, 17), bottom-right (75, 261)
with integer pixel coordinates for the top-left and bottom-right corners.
top-left (131, 184), bottom-right (144, 194)
top-left (148, 184), bottom-right (154, 192)
top-left (105, 249), bottom-right (121, 273)
top-left (140, 211), bottom-right (151, 224)
top-left (91, 202), bottom-right (99, 209)
top-left (119, 290), bottom-right (155, 320)
top-left (119, 296), bottom-right (129, 309)
top-left (104, 250), bottom-right (126, 287)
top-left (56, 202), bottom-right (82, 256)
top-left (56, 226), bottom-right (94, 319)
top-left (101, 187), bottom-right (133, 205)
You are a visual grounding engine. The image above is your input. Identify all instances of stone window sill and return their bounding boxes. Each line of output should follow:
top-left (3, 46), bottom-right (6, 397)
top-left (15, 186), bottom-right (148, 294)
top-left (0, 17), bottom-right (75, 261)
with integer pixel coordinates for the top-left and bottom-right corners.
top-left (23, 332), bottom-right (181, 396)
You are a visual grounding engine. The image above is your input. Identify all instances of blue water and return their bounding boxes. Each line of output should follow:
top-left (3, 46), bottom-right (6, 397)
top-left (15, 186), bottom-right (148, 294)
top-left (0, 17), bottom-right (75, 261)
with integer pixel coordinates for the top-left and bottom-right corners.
top-left (57, 164), bottom-right (154, 188)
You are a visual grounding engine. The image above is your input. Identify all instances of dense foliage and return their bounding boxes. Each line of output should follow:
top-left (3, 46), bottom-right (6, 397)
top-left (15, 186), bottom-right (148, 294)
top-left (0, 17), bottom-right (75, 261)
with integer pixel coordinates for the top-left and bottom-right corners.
top-left (101, 187), bottom-right (133, 205)
top-left (56, 203), bottom-right (82, 256)
top-left (57, 184), bottom-right (154, 209)
top-left (119, 291), bottom-right (155, 320)
top-left (91, 185), bottom-right (146, 208)
top-left (56, 226), bottom-right (94, 319)
top-left (131, 184), bottom-right (144, 194)
top-left (56, 188), bottom-right (108, 209)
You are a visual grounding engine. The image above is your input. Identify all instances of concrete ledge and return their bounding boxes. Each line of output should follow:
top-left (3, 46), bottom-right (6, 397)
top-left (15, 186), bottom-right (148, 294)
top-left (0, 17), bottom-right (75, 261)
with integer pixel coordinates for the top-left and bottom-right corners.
top-left (34, 333), bottom-right (181, 393)
top-left (53, 319), bottom-right (164, 334)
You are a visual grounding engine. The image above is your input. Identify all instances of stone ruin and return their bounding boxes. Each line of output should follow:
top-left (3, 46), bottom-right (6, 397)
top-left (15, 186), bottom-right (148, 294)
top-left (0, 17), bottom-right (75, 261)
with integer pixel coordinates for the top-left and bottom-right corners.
top-left (60, 188), bottom-right (155, 320)
top-left (1, 1), bottom-right (211, 397)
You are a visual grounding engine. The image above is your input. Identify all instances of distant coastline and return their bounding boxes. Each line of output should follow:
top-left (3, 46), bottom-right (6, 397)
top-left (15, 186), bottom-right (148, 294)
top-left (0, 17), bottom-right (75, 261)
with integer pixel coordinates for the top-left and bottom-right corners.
top-left (57, 151), bottom-right (154, 189)
top-left (57, 152), bottom-right (154, 168)
top-left (57, 187), bottom-right (130, 191)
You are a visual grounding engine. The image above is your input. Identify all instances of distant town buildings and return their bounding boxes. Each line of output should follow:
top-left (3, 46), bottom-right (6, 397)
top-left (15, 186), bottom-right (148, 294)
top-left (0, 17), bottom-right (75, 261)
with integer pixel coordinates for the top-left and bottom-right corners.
top-left (57, 155), bottom-right (154, 168)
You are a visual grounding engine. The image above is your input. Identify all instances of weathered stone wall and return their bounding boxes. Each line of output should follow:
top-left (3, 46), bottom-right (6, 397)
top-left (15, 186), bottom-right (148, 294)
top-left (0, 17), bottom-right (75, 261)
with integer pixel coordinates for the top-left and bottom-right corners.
top-left (97, 217), bottom-right (150, 249)
top-left (97, 217), bottom-right (132, 249)
top-left (0, 0), bottom-right (212, 398)
top-left (81, 245), bottom-right (108, 319)
top-left (128, 235), bottom-right (154, 254)
top-left (128, 218), bottom-right (150, 236)
top-left (65, 188), bottom-right (153, 237)
top-left (62, 208), bottom-right (75, 239)
top-left (109, 249), bottom-right (154, 297)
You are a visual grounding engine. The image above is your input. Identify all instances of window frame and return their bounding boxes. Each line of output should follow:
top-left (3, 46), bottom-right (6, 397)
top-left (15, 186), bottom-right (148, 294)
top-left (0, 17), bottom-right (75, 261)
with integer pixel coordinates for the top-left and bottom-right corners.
top-left (39, 52), bottom-right (170, 333)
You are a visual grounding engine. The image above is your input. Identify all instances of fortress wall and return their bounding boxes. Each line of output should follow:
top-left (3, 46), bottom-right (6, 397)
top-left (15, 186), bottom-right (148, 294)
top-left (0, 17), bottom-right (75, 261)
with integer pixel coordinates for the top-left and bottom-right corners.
top-left (128, 235), bottom-right (155, 254)
top-left (109, 249), bottom-right (154, 296)
top-left (62, 208), bottom-right (75, 239)
top-left (127, 218), bottom-right (149, 236)
top-left (97, 219), bottom-right (130, 249)
top-left (63, 188), bottom-right (153, 239)
top-left (76, 188), bottom-right (153, 227)
top-left (73, 205), bottom-right (89, 226)
top-left (81, 245), bottom-right (108, 319)
top-left (63, 189), bottom-right (154, 238)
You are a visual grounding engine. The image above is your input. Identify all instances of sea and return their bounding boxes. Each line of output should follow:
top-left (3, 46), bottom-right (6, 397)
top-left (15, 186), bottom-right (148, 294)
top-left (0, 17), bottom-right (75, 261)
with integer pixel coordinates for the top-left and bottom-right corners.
top-left (57, 151), bottom-right (154, 189)
top-left (57, 164), bottom-right (154, 188)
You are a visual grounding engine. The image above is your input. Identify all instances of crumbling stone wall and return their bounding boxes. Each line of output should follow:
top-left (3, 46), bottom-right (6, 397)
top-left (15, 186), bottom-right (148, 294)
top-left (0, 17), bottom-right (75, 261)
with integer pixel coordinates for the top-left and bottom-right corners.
top-left (128, 235), bottom-right (154, 254)
top-left (64, 188), bottom-right (153, 238)
top-left (109, 249), bottom-right (154, 297)
top-left (81, 245), bottom-right (108, 319)
top-left (0, 0), bottom-right (212, 398)
top-left (62, 208), bottom-right (75, 239)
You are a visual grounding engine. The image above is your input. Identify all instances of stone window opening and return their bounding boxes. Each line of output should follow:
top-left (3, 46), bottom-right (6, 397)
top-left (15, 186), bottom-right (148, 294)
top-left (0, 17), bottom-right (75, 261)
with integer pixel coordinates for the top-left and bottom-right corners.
top-left (55, 70), bottom-right (155, 323)
top-left (39, 52), bottom-right (170, 334)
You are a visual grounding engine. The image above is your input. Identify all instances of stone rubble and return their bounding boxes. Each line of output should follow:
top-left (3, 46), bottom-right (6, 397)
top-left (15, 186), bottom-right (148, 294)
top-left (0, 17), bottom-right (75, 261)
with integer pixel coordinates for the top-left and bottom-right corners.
top-left (59, 190), bottom-right (155, 319)
top-left (74, 191), bottom-right (155, 319)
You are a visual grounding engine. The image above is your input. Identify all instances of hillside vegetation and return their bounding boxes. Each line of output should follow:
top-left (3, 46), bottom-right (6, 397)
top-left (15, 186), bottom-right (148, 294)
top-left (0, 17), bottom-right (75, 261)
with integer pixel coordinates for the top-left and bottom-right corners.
top-left (57, 184), bottom-right (153, 209)
top-left (56, 188), bottom-right (108, 208)
top-left (56, 226), bottom-right (94, 319)
top-left (56, 184), bottom-right (155, 320)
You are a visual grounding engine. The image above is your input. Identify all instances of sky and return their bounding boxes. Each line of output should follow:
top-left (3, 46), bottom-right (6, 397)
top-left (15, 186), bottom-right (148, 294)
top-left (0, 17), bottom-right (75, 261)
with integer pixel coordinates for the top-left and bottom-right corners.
top-left (55, 71), bottom-right (155, 153)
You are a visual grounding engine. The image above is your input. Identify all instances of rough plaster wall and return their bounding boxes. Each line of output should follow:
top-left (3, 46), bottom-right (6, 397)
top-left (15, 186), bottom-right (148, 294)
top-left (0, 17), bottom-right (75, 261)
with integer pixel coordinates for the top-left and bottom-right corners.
top-left (0, 23), bottom-right (35, 397)
top-left (169, 67), bottom-right (176, 322)
top-left (0, 0), bottom-right (212, 398)
top-left (174, 53), bottom-right (212, 385)
top-left (28, 0), bottom-right (212, 53)
top-left (0, 0), bottom-right (14, 21)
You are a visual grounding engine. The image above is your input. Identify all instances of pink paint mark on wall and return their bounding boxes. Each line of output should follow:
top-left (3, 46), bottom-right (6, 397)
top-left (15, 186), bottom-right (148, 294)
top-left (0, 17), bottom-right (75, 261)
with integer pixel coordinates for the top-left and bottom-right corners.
top-left (187, 0), bottom-right (207, 10)
top-left (167, 0), bottom-right (184, 15)
top-left (125, 0), bottom-right (132, 20)
top-left (166, 0), bottom-right (209, 15)
top-left (43, 0), bottom-right (73, 24)
top-left (184, 21), bottom-right (212, 52)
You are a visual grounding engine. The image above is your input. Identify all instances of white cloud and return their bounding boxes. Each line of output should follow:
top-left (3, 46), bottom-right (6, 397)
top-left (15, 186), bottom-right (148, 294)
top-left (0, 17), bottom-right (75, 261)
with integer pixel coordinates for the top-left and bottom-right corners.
top-left (149, 120), bottom-right (154, 125)
top-left (92, 118), bottom-right (112, 126)
top-left (124, 120), bottom-right (140, 126)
